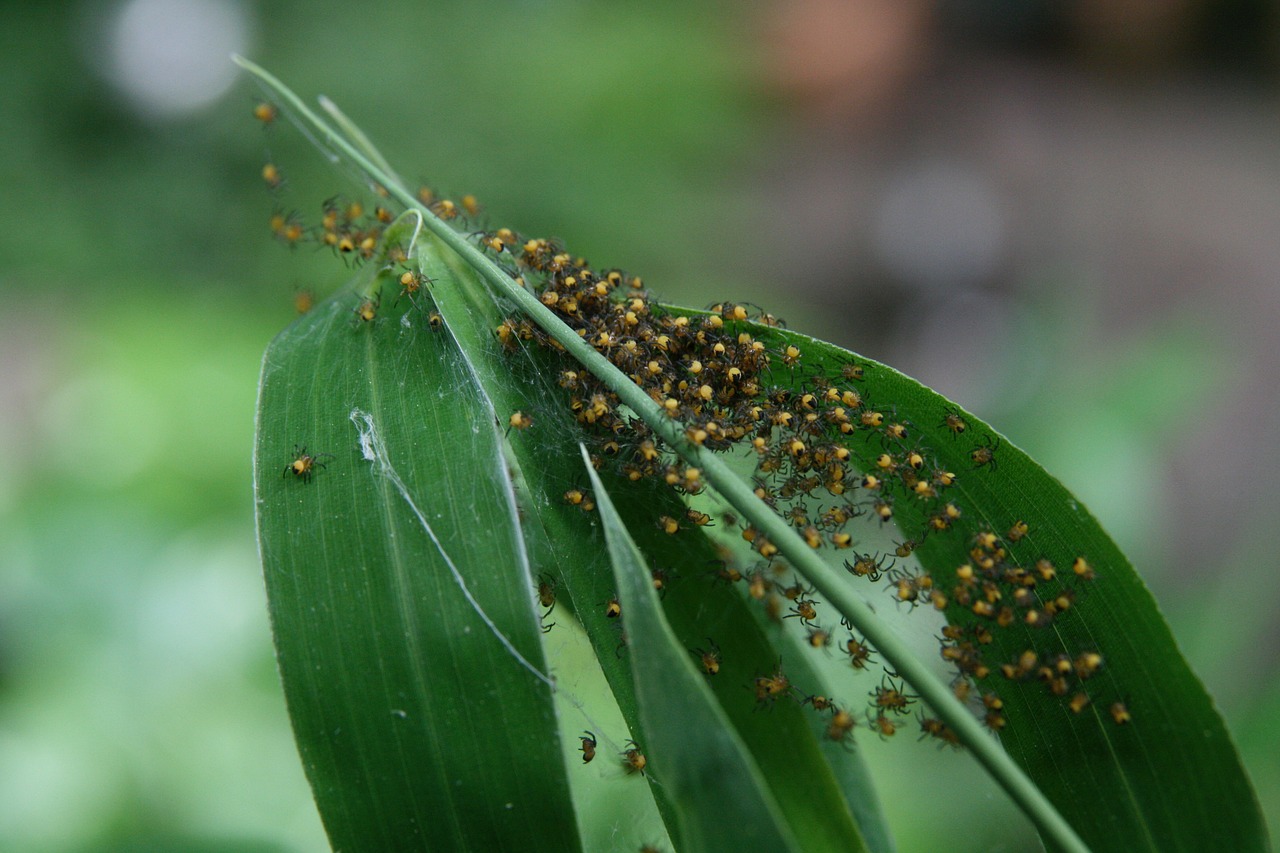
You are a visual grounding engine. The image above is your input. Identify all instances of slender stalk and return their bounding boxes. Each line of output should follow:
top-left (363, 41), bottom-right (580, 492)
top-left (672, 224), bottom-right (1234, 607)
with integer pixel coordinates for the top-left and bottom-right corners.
top-left (234, 56), bottom-right (1091, 853)
top-left (317, 95), bottom-right (402, 185)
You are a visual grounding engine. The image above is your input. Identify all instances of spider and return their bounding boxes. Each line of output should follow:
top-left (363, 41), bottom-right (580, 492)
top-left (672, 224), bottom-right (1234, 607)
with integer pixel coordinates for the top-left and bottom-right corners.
top-left (283, 445), bottom-right (333, 484)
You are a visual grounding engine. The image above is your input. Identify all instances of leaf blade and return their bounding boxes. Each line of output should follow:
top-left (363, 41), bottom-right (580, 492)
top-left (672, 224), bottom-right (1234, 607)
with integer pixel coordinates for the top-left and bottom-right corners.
top-left (419, 232), bottom-right (883, 851)
top-left (740, 323), bottom-right (1270, 853)
top-left (239, 59), bottom-right (1267, 852)
top-left (254, 263), bottom-right (580, 852)
top-left (584, 452), bottom-right (807, 853)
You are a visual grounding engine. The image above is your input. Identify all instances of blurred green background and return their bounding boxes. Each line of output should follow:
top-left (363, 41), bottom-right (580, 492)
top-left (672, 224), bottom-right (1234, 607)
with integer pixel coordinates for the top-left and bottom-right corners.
top-left (2, 0), bottom-right (1278, 850)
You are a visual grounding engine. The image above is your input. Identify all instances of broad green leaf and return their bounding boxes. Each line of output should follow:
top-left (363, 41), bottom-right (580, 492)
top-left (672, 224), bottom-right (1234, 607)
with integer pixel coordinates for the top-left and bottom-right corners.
top-left (232, 67), bottom-right (1080, 844)
top-left (585, 451), bottom-right (805, 853)
top-left (240, 59), bottom-right (1268, 853)
top-left (722, 323), bottom-right (1270, 853)
top-left (241, 59), bottom-right (1080, 847)
top-left (254, 245), bottom-right (579, 852)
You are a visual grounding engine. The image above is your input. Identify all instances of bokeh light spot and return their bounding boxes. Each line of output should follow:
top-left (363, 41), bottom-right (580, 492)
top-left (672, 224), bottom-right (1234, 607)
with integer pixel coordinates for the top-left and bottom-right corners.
top-left (102, 0), bottom-right (250, 119)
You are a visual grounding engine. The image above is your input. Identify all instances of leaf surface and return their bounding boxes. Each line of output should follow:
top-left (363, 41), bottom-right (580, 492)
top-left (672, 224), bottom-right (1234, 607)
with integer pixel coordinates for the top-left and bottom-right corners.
top-left (241, 59), bottom-right (1268, 853)
top-left (420, 233), bottom-right (886, 852)
top-left (723, 323), bottom-right (1270, 853)
top-left (586, 454), bottom-right (806, 853)
top-left (254, 253), bottom-right (579, 852)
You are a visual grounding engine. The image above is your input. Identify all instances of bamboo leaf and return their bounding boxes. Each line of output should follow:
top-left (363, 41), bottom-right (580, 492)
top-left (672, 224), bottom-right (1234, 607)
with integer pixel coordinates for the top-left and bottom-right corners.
top-left (413, 226), bottom-right (673, 848)
top-left (599, 474), bottom-right (882, 853)
top-left (253, 246), bottom-right (579, 852)
top-left (584, 450), bottom-right (808, 853)
top-left (240, 58), bottom-right (1269, 853)
top-left (239, 56), bottom-right (1084, 848)
top-left (419, 230), bottom-right (887, 851)
top-left (721, 323), bottom-right (1271, 853)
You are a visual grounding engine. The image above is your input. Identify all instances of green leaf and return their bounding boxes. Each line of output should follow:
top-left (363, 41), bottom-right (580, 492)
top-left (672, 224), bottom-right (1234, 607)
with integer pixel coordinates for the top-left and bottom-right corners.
top-left (253, 244), bottom-right (580, 851)
top-left (584, 450), bottom-right (807, 853)
top-left (411, 225), bottom-right (673, 849)
top-left (240, 56), bottom-right (1079, 848)
top-left (240, 58), bottom-right (1268, 853)
top-left (596, 469), bottom-right (884, 853)
top-left (418, 228), bottom-right (886, 851)
top-left (729, 323), bottom-right (1271, 853)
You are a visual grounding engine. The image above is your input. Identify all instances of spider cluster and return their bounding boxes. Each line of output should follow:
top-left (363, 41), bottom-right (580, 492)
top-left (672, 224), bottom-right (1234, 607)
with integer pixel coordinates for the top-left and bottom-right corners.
top-left (254, 97), bottom-right (1131, 762)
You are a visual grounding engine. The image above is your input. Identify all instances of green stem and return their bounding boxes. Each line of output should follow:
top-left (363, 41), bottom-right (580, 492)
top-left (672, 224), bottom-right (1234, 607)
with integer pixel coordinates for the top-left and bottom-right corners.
top-left (233, 56), bottom-right (1091, 853)
top-left (317, 95), bottom-right (402, 185)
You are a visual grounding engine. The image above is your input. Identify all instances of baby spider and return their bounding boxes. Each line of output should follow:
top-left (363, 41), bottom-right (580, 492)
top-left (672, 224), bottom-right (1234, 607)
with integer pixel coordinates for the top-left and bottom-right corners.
top-left (940, 407), bottom-right (967, 437)
top-left (785, 596), bottom-right (819, 626)
top-left (621, 740), bottom-right (647, 775)
top-left (805, 626), bottom-right (834, 652)
top-left (842, 633), bottom-right (875, 670)
top-left (252, 101), bottom-right (278, 126)
top-left (871, 674), bottom-right (917, 715)
top-left (970, 434), bottom-right (1001, 471)
top-left (283, 445), bottom-right (334, 484)
top-left (692, 639), bottom-right (722, 675)
top-left (579, 731), bottom-right (597, 763)
top-left (752, 662), bottom-right (791, 708)
top-left (352, 292), bottom-right (381, 324)
top-left (918, 713), bottom-right (961, 749)
top-left (868, 711), bottom-right (898, 740)
top-left (826, 706), bottom-right (857, 746)
top-left (844, 551), bottom-right (892, 583)
top-left (535, 573), bottom-right (557, 633)
top-left (395, 270), bottom-right (434, 307)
